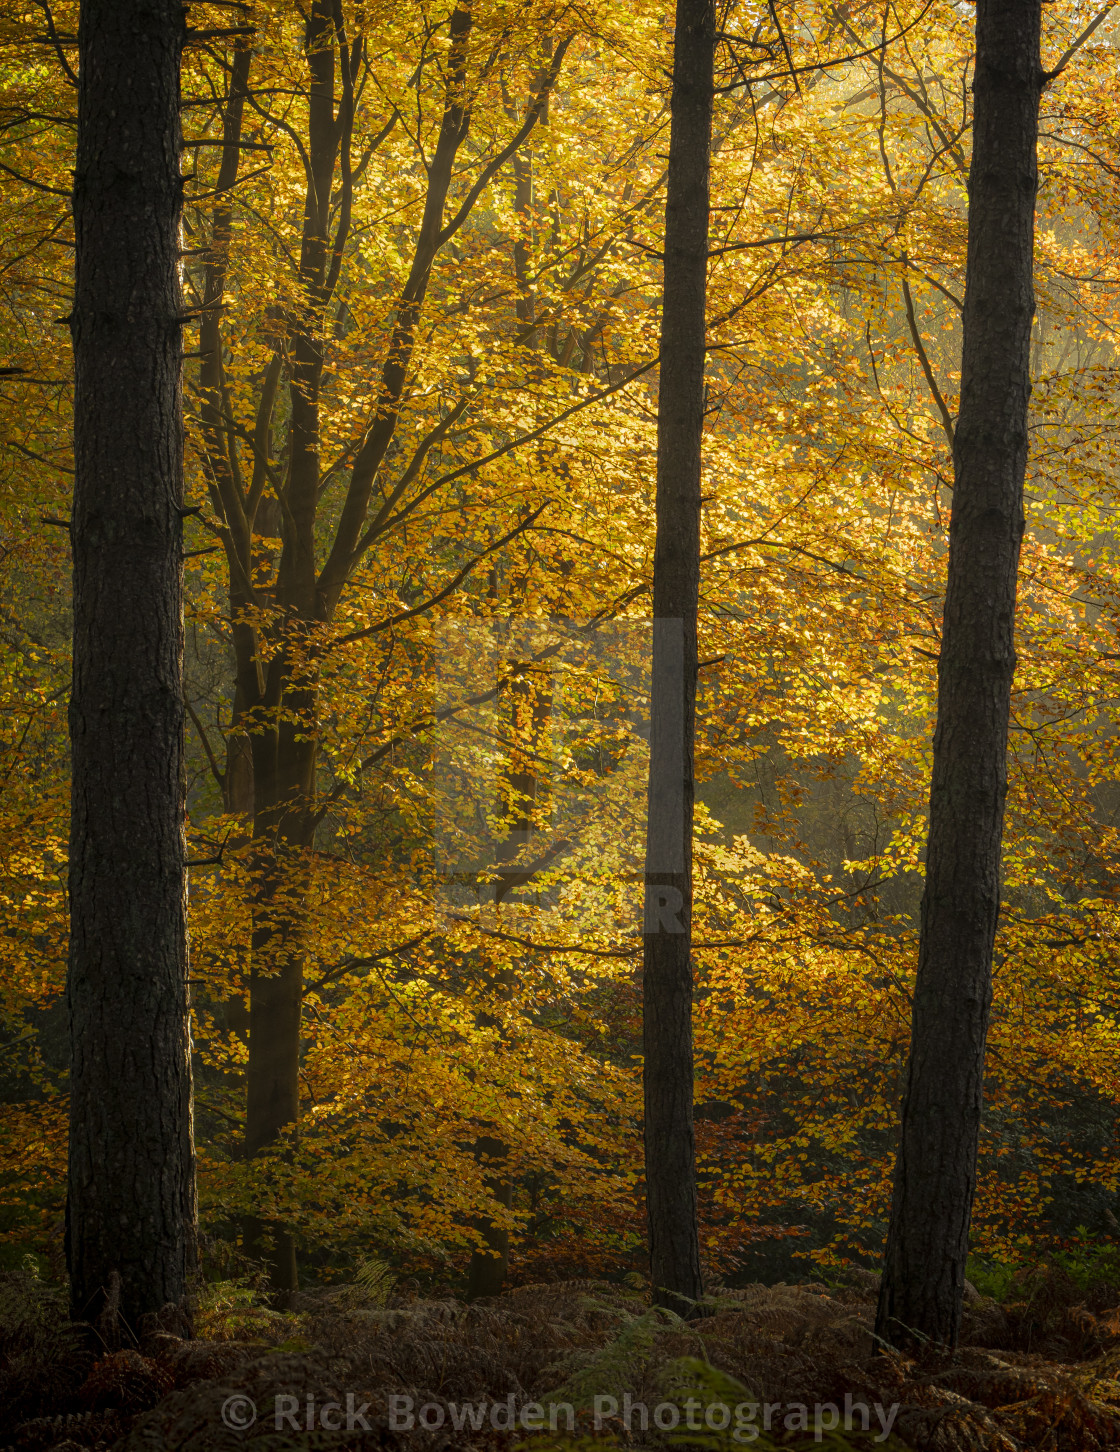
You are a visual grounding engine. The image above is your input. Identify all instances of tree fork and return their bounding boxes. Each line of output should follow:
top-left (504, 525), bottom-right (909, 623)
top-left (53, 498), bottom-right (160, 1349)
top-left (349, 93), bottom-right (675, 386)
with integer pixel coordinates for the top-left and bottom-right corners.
top-left (642, 0), bottom-right (714, 1317)
top-left (876, 0), bottom-right (1043, 1351)
top-left (67, 0), bottom-right (196, 1331)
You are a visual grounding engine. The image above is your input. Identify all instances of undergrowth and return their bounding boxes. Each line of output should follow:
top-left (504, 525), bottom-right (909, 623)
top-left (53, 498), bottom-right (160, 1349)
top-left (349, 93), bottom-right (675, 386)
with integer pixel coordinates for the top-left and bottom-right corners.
top-left (4, 1258), bottom-right (1120, 1449)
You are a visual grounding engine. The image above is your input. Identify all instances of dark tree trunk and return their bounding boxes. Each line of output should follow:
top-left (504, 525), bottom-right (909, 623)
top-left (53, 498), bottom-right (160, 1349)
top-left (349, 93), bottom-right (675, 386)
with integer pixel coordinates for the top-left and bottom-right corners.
top-left (642, 0), bottom-right (714, 1317)
top-left (236, 2), bottom-right (338, 1301)
top-left (465, 1134), bottom-right (514, 1301)
top-left (876, 0), bottom-right (1043, 1351)
top-left (465, 667), bottom-right (552, 1299)
top-left (67, 0), bottom-right (195, 1331)
top-left (242, 735), bottom-right (316, 1302)
top-left (196, 35), bottom-right (254, 837)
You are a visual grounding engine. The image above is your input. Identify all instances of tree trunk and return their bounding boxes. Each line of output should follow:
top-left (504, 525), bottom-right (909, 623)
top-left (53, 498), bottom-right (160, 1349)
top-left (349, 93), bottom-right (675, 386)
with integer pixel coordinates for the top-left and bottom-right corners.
top-left (67, 0), bottom-right (196, 1332)
top-left (642, 0), bottom-right (714, 1317)
top-left (465, 665), bottom-right (551, 1298)
top-left (876, 0), bottom-right (1043, 1351)
top-left (242, 715), bottom-right (317, 1302)
top-left (236, 1), bottom-right (338, 1300)
top-left (465, 1134), bottom-right (514, 1300)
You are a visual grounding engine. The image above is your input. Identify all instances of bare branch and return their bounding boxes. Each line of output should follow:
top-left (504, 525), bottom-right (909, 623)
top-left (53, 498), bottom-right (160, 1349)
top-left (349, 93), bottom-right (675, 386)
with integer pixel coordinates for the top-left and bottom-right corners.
top-left (902, 274), bottom-right (955, 449)
top-left (1044, 2), bottom-right (1114, 81)
top-left (332, 503), bottom-right (550, 648)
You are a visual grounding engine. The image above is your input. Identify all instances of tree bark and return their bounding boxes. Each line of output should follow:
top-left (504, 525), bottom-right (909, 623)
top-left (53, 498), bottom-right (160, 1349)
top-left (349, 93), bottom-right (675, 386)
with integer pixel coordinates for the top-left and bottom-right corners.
top-left (642, 0), bottom-right (714, 1317)
top-left (67, 0), bottom-right (196, 1331)
top-left (876, 0), bottom-right (1043, 1351)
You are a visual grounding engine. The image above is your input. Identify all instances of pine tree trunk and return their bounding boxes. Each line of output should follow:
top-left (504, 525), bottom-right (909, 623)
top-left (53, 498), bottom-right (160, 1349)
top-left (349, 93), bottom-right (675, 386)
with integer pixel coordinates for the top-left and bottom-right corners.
top-left (876, 0), bottom-right (1043, 1351)
top-left (67, 0), bottom-right (196, 1331)
top-left (643, 0), bottom-right (714, 1317)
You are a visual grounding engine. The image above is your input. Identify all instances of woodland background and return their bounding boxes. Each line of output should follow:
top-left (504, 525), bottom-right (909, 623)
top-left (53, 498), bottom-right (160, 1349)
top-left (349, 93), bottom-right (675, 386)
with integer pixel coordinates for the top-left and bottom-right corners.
top-left (1, 0), bottom-right (1120, 1302)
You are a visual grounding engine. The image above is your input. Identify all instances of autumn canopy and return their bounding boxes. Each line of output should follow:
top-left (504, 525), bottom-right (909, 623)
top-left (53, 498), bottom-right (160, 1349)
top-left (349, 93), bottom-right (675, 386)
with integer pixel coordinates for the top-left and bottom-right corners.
top-left (1, 0), bottom-right (1119, 1325)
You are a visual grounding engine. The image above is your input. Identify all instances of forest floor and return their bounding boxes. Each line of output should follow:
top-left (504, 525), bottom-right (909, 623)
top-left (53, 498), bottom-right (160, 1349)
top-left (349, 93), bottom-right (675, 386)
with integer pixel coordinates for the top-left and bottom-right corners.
top-left (4, 1262), bottom-right (1120, 1451)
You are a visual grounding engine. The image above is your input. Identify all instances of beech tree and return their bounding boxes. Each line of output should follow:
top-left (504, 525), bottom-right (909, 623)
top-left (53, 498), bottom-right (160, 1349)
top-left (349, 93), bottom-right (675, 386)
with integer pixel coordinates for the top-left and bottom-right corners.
top-left (642, 0), bottom-right (714, 1315)
top-left (190, 0), bottom-right (573, 1296)
top-left (66, 0), bottom-right (196, 1327)
top-left (876, 0), bottom-right (1045, 1350)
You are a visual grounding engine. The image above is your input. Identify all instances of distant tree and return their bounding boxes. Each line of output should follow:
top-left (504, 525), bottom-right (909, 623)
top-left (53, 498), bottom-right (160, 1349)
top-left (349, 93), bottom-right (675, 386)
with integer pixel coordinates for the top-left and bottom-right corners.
top-left (67, 0), bottom-right (196, 1330)
top-left (876, 0), bottom-right (1045, 1349)
top-left (643, 0), bottom-right (714, 1316)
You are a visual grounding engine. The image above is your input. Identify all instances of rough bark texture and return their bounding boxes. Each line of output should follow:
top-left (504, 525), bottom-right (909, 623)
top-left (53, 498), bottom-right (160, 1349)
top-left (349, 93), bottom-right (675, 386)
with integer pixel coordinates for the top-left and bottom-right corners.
top-left (876, 0), bottom-right (1042, 1351)
top-left (67, 0), bottom-right (196, 1330)
top-left (642, 0), bottom-right (714, 1317)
